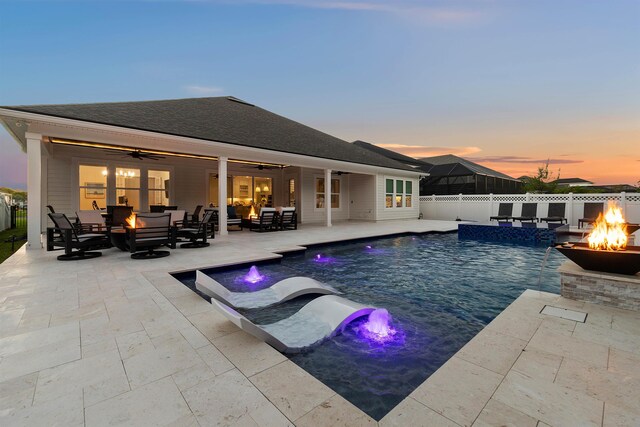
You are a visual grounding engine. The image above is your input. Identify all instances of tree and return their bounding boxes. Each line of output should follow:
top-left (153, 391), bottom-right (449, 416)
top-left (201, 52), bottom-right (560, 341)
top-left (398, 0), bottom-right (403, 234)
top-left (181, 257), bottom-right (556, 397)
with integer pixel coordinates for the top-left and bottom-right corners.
top-left (522, 160), bottom-right (558, 193)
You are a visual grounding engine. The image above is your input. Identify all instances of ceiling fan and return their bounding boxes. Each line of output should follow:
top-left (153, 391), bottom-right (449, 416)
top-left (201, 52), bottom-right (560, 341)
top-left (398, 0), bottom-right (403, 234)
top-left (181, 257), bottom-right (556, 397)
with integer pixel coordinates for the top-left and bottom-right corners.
top-left (253, 164), bottom-right (283, 170)
top-left (107, 150), bottom-right (165, 161)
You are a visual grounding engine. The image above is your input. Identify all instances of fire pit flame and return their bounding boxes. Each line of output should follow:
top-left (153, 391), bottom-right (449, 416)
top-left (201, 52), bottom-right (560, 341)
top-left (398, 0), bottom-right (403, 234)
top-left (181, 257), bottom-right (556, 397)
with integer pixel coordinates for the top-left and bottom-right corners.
top-left (587, 203), bottom-right (628, 251)
top-left (125, 213), bottom-right (136, 228)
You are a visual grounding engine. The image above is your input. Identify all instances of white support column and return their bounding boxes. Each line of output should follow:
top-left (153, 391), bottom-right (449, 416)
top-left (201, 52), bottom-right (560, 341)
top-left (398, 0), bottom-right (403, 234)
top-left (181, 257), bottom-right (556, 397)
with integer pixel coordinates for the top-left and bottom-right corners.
top-left (325, 168), bottom-right (332, 227)
top-left (26, 133), bottom-right (43, 249)
top-left (218, 157), bottom-right (228, 236)
top-left (568, 193), bottom-right (574, 226)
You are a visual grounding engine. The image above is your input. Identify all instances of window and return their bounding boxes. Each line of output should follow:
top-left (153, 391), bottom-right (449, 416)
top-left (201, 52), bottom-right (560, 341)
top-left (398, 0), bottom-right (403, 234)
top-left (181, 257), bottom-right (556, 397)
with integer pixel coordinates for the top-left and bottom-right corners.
top-left (288, 179), bottom-right (295, 207)
top-left (395, 180), bottom-right (404, 207)
top-left (148, 170), bottom-right (170, 207)
top-left (79, 165), bottom-right (107, 210)
top-left (116, 168), bottom-right (140, 210)
top-left (385, 178), bottom-right (414, 208)
top-left (315, 178), bottom-right (340, 209)
top-left (385, 179), bottom-right (393, 208)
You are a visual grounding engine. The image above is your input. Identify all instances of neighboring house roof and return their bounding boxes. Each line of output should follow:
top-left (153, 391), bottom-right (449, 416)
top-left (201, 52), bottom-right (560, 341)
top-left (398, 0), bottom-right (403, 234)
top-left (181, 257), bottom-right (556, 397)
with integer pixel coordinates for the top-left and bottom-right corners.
top-left (352, 140), bottom-right (432, 168)
top-left (550, 178), bottom-right (594, 185)
top-left (419, 154), bottom-right (518, 181)
top-left (0, 97), bottom-right (414, 172)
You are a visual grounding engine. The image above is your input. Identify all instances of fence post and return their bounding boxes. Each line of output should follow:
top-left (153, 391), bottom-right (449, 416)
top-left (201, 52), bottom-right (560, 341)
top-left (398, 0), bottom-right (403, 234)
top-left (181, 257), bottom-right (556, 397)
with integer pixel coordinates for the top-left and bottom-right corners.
top-left (621, 192), bottom-right (627, 216)
top-left (489, 193), bottom-right (494, 217)
top-left (457, 193), bottom-right (462, 220)
top-left (568, 193), bottom-right (574, 227)
top-left (10, 205), bottom-right (16, 229)
top-left (525, 192), bottom-right (530, 202)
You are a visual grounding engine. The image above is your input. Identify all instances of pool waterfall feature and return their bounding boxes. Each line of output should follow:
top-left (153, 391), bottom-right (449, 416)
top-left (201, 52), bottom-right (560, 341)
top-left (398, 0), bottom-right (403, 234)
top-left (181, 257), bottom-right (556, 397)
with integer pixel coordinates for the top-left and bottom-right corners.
top-left (173, 232), bottom-right (563, 420)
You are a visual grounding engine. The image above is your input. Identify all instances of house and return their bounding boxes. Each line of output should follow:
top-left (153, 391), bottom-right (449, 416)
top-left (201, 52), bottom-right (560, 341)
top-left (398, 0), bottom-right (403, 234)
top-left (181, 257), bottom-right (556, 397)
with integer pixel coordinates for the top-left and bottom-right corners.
top-left (418, 155), bottom-right (522, 195)
top-left (0, 97), bottom-right (422, 248)
top-left (354, 141), bottom-right (521, 195)
top-left (550, 177), bottom-right (594, 187)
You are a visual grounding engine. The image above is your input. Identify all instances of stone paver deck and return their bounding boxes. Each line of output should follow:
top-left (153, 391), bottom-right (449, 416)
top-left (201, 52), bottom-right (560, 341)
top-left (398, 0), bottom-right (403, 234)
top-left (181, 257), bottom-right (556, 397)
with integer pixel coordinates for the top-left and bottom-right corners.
top-left (1, 219), bottom-right (639, 426)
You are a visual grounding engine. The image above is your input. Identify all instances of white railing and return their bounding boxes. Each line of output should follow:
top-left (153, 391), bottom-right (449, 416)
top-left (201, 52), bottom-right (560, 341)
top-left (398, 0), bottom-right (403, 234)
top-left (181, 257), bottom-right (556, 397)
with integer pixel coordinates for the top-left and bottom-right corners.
top-left (419, 192), bottom-right (640, 226)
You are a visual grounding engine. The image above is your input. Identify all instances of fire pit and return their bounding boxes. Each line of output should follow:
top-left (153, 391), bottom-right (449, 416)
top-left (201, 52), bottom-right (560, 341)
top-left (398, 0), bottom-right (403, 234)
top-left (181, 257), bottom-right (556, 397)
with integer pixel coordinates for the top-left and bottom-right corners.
top-left (555, 242), bottom-right (640, 275)
top-left (555, 203), bottom-right (640, 276)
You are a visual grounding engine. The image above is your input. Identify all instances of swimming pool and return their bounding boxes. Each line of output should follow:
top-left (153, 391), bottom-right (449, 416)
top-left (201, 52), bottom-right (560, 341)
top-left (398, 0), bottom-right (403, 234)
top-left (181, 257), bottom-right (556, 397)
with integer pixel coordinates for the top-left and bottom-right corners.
top-left (176, 232), bottom-right (563, 420)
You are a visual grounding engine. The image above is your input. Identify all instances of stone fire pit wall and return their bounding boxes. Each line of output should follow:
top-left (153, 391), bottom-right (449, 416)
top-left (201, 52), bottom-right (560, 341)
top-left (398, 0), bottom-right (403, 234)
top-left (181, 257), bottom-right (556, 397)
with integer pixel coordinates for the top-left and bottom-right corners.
top-left (559, 261), bottom-right (640, 311)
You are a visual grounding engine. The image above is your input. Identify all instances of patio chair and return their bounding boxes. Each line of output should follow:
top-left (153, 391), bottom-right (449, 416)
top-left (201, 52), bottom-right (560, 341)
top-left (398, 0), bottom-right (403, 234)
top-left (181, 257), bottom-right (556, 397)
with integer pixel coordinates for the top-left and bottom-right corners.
top-left (47, 213), bottom-right (111, 261)
top-left (250, 207), bottom-right (277, 232)
top-left (76, 210), bottom-right (110, 234)
top-left (277, 207), bottom-right (297, 230)
top-left (490, 203), bottom-right (513, 222)
top-left (125, 213), bottom-right (174, 259)
top-left (46, 205), bottom-right (56, 214)
top-left (512, 203), bottom-right (538, 222)
top-left (578, 202), bottom-right (604, 228)
top-left (226, 206), bottom-right (243, 230)
top-left (165, 209), bottom-right (186, 227)
top-left (92, 200), bottom-right (105, 210)
top-left (177, 209), bottom-right (215, 248)
top-left (540, 203), bottom-right (567, 224)
top-left (190, 205), bottom-right (203, 224)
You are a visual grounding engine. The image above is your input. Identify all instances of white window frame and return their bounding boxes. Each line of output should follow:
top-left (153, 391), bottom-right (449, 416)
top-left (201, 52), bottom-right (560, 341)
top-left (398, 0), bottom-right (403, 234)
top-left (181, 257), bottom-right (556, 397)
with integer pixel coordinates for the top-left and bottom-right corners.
top-left (73, 157), bottom-right (174, 212)
top-left (314, 175), bottom-right (342, 211)
top-left (384, 177), bottom-right (414, 209)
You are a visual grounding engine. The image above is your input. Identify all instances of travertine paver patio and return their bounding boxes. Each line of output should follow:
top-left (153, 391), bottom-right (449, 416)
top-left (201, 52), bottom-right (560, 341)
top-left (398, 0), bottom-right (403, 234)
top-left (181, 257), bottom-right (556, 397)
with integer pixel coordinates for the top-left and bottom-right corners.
top-left (0, 219), bottom-right (639, 426)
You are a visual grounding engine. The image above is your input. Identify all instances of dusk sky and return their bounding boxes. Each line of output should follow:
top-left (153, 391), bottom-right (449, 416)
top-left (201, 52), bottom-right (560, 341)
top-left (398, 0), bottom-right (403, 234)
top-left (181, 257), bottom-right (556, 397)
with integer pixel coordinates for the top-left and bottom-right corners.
top-left (1, 0), bottom-right (638, 189)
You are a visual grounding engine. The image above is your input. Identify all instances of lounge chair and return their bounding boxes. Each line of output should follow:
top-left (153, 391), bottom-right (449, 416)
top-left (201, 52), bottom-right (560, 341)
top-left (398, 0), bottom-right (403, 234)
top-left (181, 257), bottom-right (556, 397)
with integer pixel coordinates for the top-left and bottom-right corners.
top-left (250, 207), bottom-right (277, 232)
top-left (177, 210), bottom-right (215, 248)
top-left (512, 203), bottom-right (538, 222)
top-left (46, 205), bottom-right (56, 214)
top-left (210, 295), bottom-right (375, 353)
top-left (277, 207), bottom-right (297, 230)
top-left (47, 213), bottom-right (111, 260)
top-left (490, 203), bottom-right (513, 222)
top-left (195, 270), bottom-right (339, 308)
top-left (578, 202), bottom-right (604, 228)
top-left (226, 206), bottom-right (243, 230)
top-left (76, 210), bottom-right (110, 238)
top-left (540, 203), bottom-right (567, 224)
top-left (125, 213), bottom-right (173, 259)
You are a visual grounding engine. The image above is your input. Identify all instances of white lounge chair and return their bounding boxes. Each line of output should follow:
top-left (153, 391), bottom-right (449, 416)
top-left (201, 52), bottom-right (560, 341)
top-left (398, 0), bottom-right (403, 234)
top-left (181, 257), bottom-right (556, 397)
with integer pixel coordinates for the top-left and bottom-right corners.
top-left (195, 270), bottom-right (339, 309)
top-left (210, 295), bottom-right (375, 352)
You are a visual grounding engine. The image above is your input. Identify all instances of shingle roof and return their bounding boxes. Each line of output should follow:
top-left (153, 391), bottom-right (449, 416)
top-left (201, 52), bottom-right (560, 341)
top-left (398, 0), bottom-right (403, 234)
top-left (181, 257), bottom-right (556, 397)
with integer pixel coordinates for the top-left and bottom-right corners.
top-left (551, 177), bottom-right (593, 184)
top-left (1, 97), bottom-right (414, 172)
top-left (419, 154), bottom-right (518, 180)
top-left (352, 140), bottom-right (431, 168)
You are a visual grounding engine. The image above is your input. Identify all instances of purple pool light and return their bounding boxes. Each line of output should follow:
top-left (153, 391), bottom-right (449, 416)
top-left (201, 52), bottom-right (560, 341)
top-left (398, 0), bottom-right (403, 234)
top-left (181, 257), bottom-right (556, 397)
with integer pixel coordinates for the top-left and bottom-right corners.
top-left (361, 309), bottom-right (397, 343)
top-left (365, 245), bottom-right (372, 249)
top-left (314, 253), bottom-right (335, 263)
top-left (242, 265), bottom-right (265, 284)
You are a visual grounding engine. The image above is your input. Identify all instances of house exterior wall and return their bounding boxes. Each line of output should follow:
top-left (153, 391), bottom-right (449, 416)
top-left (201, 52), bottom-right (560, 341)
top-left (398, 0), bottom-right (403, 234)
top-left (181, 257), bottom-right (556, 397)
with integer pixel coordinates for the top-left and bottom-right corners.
top-left (348, 174), bottom-right (376, 221)
top-left (376, 175), bottom-right (420, 221)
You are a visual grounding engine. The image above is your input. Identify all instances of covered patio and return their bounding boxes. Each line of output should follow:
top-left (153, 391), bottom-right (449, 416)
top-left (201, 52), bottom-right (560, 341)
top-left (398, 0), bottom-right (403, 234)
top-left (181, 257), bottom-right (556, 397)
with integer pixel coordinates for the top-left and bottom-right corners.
top-left (0, 96), bottom-right (422, 251)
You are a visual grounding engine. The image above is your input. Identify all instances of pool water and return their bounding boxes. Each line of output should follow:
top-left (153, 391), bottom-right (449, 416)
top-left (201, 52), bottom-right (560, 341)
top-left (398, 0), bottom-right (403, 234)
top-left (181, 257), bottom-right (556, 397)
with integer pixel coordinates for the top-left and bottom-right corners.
top-left (185, 233), bottom-right (563, 420)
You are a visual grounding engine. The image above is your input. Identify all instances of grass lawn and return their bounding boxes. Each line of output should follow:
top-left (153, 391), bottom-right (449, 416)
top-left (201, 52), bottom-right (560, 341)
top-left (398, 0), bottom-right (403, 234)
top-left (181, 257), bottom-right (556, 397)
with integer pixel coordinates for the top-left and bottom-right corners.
top-left (0, 224), bottom-right (27, 263)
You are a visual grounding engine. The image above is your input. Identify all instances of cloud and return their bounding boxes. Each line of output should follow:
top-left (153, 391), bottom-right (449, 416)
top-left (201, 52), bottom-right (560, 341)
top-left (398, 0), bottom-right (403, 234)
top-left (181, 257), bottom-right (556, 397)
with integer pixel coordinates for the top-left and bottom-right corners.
top-left (377, 143), bottom-right (481, 158)
top-left (184, 85), bottom-right (224, 96)
top-left (217, 1), bottom-right (486, 24)
top-left (466, 156), bottom-right (584, 165)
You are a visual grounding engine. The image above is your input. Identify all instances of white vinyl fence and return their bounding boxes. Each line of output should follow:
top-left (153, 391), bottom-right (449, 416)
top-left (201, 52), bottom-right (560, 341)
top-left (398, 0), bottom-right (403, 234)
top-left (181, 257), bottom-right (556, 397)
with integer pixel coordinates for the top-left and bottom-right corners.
top-left (420, 193), bottom-right (640, 227)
